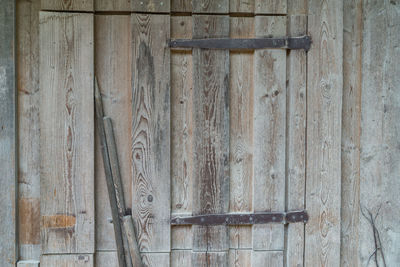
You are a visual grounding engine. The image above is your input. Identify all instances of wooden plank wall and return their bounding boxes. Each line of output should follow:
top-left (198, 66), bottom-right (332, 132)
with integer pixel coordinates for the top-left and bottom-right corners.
top-left (0, 0), bottom-right (17, 266)
top-left (11, 0), bottom-right (400, 266)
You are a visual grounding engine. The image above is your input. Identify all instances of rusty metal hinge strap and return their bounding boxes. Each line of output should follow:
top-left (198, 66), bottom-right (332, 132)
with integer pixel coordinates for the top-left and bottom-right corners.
top-left (169, 36), bottom-right (311, 51)
top-left (170, 210), bottom-right (308, 226)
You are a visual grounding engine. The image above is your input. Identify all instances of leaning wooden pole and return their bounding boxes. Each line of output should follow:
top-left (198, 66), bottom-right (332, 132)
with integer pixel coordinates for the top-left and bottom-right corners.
top-left (95, 78), bottom-right (127, 267)
top-left (104, 117), bottom-right (143, 267)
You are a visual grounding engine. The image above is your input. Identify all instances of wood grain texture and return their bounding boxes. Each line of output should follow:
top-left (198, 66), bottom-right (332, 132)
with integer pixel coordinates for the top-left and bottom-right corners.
top-left (230, 0), bottom-right (255, 13)
top-left (95, 0), bottom-right (130, 11)
top-left (252, 251), bottom-right (283, 267)
top-left (228, 249), bottom-right (251, 267)
top-left (141, 253), bottom-right (170, 267)
top-left (286, 10), bottom-right (307, 267)
top-left (193, 0), bottom-right (229, 13)
top-left (39, 12), bottom-right (94, 254)
top-left (170, 16), bottom-right (194, 257)
top-left (17, 0), bottom-right (41, 261)
top-left (41, 254), bottom-right (93, 267)
top-left (252, 16), bottom-right (286, 251)
top-left (41, 0), bottom-right (93, 11)
top-left (360, 1), bottom-right (400, 265)
top-left (305, 0), bottom-right (343, 266)
top-left (0, 0), bottom-right (16, 265)
top-left (131, 0), bottom-right (170, 12)
top-left (192, 16), bottom-right (229, 264)
top-left (171, 250), bottom-right (191, 267)
top-left (255, 0), bottom-right (287, 14)
top-left (132, 14), bottom-right (171, 254)
top-left (229, 17), bottom-right (254, 251)
top-left (340, 0), bottom-right (362, 266)
top-left (171, 0), bottom-right (192, 12)
top-left (95, 14), bottom-right (133, 252)
top-left (95, 251), bottom-right (118, 267)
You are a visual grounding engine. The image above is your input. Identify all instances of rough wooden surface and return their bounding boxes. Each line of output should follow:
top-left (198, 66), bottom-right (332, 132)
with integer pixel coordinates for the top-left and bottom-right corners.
top-left (229, 17), bottom-right (254, 252)
top-left (17, 260), bottom-right (40, 267)
top-left (255, 0), bottom-right (287, 14)
top-left (192, 15), bottom-right (230, 266)
top-left (286, 0), bottom-right (307, 265)
top-left (341, 0), bottom-right (362, 266)
top-left (193, 0), bottom-right (229, 13)
top-left (252, 251), bottom-right (283, 267)
top-left (0, 0), bottom-right (17, 265)
top-left (252, 16), bottom-right (286, 252)
top-left (131, 0), bottom-right (170, 12)
top-left (95, 0), bottom-right (130, 11)
top-left (230, 0), bottom-right (254, 13)
top-left (132, 14), bottom-right (171, 254)
top-left (41, 0), bottom-right (93, 11)
top-left (17, 0), bottom-right (41, 262)
top-left (305, 0), bottom-right (343, 266)
top-left (41, 254), bottom-right (93, 267)
top-left (122, 215), bottom-right (144, 267)
top-left (360, 0), bottom-right (400, 265)
top-left (171, 0), bottom-right (192, 12)
top-left (39, 12), bottom-right (94, 254)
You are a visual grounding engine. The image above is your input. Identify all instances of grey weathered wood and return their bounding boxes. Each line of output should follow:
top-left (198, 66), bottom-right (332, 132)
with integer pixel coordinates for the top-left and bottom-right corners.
top-left (95, 79), bottom-right (127, 267)
top-left (252, 251), bottom-right (283, 267)
top-left (17, 0), bottom-right (41, 262)
top-left (0, 0), bottom-right (17, 265)
top-left (95, 0), bottom-right (130, 11)
top-left (193, 0), bottom-right (229, 13)
top-left (17, 260), bottom-right (40, 267)
top-left (230, 0), bottom-right (255, 13)
top-left (286, 1), bottom-right (307, 264)
top-left (341, 0), bottom-right (362, 266)
top-left (252, 16), bottom-right (286, 253)
top-left (122, 215), bottom-right (144, 267)
top-left (41, 254), bottom-right (93, 267)
top-left (360, 1), bottom-right (400, 265)
top-left (305, 0), bottom-right (343, 266)
top-left (41, 0), bottom-right (93, 11)
top-left (131, 0), bottom-right (170, 12)
top-left (255, 0), bottom-right (287, 14)
top-left (39, 11), bottom-right (95, 254)
top-left (131, 14), bottom-right (171, 256)
top-left (192, 15), bottom-right (230, 266)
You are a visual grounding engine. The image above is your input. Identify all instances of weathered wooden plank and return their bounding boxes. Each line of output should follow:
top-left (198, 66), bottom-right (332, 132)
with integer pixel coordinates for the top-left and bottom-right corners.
top-left (95, 0), bottom-right (130, 11)
top-left (41, 0), bottom-right (93, 11)
top-left (305, 0), bottom-right (343, 266)
top-left (170, 15), bottom-right (194, 255)
top-left (171, 250), bottom-right (191, 267)
top-left (286, 8), bottom-right (307, 267)
top-left (228, 249), bottom-right (251, 267)
top-left (252, 251), bottom-right (283, 267)
top-left (230, 0), bottom-right (254, 13)
top-left (255, 0), bottom-right (287, 14)
top-left (171, 0), bottom-right (192, 12)
top-left (193, 0), bottom-right (229, 13)
top-left (39, 12), bottom-right (94, 254)
top-left (132, 14), bottom-right (171, 253)
top-left (340, 0), bottom-right (362, 266)
top-left (192, 15), bottom-right (229, 266)
top-left (122, 215), bottom-right (144, 267)
top-left (41, 254), bottom-right (93, 267)
top-left (252, 16), bottom-right (286, 251)
top-left (360, 1), bottom-right (400, 266)
top-left (17, 0), bottom-right (41, 261)
top-left (229, 17), bottom-right (254, 251)
top-left (141, 253), bottom-right (170, 267)
top-left (131, 0), bottom-right (170, 12)
top-left (0, 0), bottom-right (16, 265)
top-left (95, 251), bottom-right (118, 267)
top-left (17, 260), bottom-right (40, 267)
top-left (95, 15), bottom-right (133, 255)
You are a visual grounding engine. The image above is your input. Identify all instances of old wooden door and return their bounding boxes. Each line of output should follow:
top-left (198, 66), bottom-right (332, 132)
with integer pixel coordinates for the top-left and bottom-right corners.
top-left (36, 0), bottom-right (342, 266)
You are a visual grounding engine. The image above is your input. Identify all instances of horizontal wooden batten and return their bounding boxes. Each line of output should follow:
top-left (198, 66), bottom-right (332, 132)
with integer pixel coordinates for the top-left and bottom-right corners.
top-left (171, 210), bottom-right (308, 225)
top-left (169, 36), bottom-right (311, 50)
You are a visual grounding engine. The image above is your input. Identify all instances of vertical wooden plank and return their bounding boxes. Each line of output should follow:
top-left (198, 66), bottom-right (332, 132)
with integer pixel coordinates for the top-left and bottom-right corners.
top-left (252, 16), bottom-right (286, 252)
top-left (305, 0), bottom-right (343, 266)
top-left (132, 14), bottom-right (171, 256)
top-left (171, 250), bottom-right (191, 267)
top-left (0, 0), bottom-right (16, 265)
top-left (40, 12), bottom-right (94, 254)
top-left (255, 0), bottom-right (287, 14)
top-left (131, 0), bottom-right (170, 12)
top-left (192, 15), bottom-right (229, 266)
top-left (360, 1), bottom-right (400, 265)
top-left (95, 0), bottom-right (130, 11)
top-left (340, 0), bottom-right (362, 266)
top-left (252, 251), bottom-right (283, 267)
top-left (17, 0), bottom-right (41, 261)
top-left (228, 249), bottom-right (251, 267)
top-left (230, 0), bottom-right (255, 13)
top-left (171, 0), bottom-right (192, 12)
top-left (229, 17), bottom-right (254, 251)
top-left (41, 0), bottom-right (93, 11)
top-left (170, 16), bottom-right (194, 255)
top-left (286, 0), bottom-right (307, 265)
top-left (141, 253), bottom-right (170, 267)
top-left (193, 0), bottom-right (229, 13)
top-left (95, 15), bottom-right (132, 254)
top-left (41, 254), bottom-right (93, 267)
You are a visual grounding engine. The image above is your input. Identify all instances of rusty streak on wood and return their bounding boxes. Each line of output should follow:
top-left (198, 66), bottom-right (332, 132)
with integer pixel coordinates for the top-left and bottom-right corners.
top-left (41, 215), bottom-right (76, 229)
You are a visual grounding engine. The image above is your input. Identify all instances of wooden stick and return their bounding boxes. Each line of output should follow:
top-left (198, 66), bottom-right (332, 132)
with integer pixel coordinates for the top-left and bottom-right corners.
top-left (95, 77), bottom-right (127, 267)
top-left (104, 116), bottom-right (143, 267)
